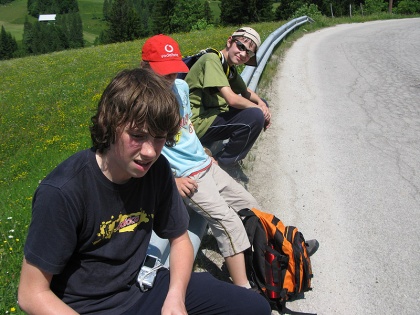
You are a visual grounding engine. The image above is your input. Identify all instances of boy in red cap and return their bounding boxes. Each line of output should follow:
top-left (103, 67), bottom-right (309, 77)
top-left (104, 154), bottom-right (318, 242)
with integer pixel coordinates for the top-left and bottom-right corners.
top-left (141, 33), bottom-right (266, 293)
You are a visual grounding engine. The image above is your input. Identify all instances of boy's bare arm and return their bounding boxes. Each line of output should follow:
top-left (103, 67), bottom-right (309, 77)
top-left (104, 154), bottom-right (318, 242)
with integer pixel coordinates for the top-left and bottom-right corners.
top-left (219, 86), bottom-right (260, 110)
top-left (219, 86), bottom-right (271, 128)
top-left (162, 231), bottom-right (194, 315)
top-left (18, 258), bottom-right (78, 315)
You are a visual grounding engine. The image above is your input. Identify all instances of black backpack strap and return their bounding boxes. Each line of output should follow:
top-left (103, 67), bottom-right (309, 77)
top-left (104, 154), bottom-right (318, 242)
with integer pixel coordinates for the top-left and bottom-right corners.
top-left (178, 47), bottom-right (232, 80)
top-left (205, 47), bottom-right (231, 79)
top-left (278, 302), bottom-right (317, 315)
top-left (238, 208), bottom-right (267, 292)
top-left (238, 208), bottom-right (254, 217)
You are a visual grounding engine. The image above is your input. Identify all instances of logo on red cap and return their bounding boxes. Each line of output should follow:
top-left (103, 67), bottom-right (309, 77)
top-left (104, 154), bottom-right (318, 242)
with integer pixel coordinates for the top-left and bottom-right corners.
top-left (165, 44), bottom-right (174, 53)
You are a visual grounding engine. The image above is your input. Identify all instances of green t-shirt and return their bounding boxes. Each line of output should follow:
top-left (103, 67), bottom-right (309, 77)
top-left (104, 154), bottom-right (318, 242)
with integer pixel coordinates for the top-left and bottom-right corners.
top-left (185, 52), bottom-right (247, 138)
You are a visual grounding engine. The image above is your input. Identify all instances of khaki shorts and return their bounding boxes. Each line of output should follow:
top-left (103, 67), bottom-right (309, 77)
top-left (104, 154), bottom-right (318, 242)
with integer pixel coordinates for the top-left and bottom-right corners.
top-left (184, 162), bottom-right (260, 257)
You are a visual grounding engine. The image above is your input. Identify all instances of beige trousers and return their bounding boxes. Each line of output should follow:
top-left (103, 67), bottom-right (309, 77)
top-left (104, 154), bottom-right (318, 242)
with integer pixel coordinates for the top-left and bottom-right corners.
top-left (184, 162), bottom-right (260, 257)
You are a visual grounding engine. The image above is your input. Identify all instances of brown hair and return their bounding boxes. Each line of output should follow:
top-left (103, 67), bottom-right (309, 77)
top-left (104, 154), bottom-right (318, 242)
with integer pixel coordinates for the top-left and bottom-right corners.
top-left (90, 68), bottom-right (180, 153)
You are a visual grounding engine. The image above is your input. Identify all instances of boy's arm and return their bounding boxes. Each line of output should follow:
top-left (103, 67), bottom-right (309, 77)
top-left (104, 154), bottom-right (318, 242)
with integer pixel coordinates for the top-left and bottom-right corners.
top-left (18, 258), bottom-right (78, 315)
top-left (161, 231), bottom-right (194, 315)
top-left (219, 86), bottom-right (271, 128)
top-left (218, 85), bottom-right (260, 110)
top-left (243, 87), bottom-right (268, 109)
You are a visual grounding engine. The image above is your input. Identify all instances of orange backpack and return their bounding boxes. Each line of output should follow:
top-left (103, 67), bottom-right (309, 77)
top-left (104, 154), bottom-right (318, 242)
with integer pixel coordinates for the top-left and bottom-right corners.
top-left (239, 208), bottom-right (315, 315)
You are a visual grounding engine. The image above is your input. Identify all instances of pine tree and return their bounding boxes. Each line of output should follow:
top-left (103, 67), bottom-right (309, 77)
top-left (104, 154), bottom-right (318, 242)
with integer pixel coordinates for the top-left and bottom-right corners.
top-left (58, 0), bottom-right (79, 13)
top-left (247, 0), bottom-right (259, 22)
top-left (275, 0), bottom-right (307, 20)
top-left (135, 0), bottom-right (153, 37)
top-left (30, 22), bottom-right (43, 54)
top-left (56, 14), bottom-right (70, 49)
top-left (22, 17), bottom-right (34, 54)
top-left (170, 0), bottom-right (203, 33)
top-left (220, 0), bottom-right (275, 24)
top-left (256, 0), bottom-right (274, 21)
top-left (0, 26), bottom-right (18, 60)
top-left (103, 0), bottom-right (112, 21)
top-left (203, 1), bottom-right (213, 23)
top-left (37, 0), bottom-right (59, 15)
top-left (28, 0), bottom-right (39, 16)
top-left (105, 0), bottom-right (142, 43)
top-left (28, 0), bottom-right (79, 17)
top-left (68, 12), bottom-right (84, 48)
top-left (220, 0), bottom-right (248, 25)
top-left (151, 0), bottom-right (175, 34)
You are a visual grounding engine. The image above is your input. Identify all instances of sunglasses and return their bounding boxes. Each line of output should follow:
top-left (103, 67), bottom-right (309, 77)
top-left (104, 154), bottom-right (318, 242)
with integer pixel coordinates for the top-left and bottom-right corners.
top-left (234, 40), bottom-right (255, 58)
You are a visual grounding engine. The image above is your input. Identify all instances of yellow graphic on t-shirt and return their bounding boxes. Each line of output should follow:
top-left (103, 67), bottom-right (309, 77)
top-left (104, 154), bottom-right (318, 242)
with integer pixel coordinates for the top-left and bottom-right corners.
top-left (173, 113), bottom-right (193, 144)
top-left (174, 130), bottom-right (181, 144)
top-left (93, 210), bottom-right (153, 245)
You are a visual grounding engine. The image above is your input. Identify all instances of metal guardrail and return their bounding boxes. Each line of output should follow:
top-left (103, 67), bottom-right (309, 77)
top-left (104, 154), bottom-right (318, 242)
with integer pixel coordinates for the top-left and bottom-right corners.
top-left (148, 16), bottom-right (314, 267)
top-left (242, 16), bottom-right (314, 92)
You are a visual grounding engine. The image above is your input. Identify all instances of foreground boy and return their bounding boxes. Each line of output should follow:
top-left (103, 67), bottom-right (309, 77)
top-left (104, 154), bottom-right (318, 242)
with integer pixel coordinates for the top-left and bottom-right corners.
top-left (17, 68), bottom-right (271, 314)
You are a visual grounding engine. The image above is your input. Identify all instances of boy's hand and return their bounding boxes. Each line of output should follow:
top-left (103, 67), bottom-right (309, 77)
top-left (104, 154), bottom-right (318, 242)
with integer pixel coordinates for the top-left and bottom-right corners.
top-left (161, 293), bottom-right (187, 315)
top-left (258, 102), bottom-right (271, 130)
top-left (175, 177), bottom-right (198, 198)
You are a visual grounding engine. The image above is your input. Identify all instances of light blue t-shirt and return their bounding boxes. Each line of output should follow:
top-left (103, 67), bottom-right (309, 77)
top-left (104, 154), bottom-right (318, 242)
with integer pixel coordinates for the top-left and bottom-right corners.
top-left (162, 79), bottom-right (211, 177)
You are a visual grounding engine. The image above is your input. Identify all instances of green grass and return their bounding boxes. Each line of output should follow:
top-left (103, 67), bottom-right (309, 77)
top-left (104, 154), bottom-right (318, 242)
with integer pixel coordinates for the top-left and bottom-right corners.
top-left (78, 0), bottom-right (107, 43)
top-left (0, 0), bottom-right (27, 23)
top-left (0, 13), bottom-right (418, 314)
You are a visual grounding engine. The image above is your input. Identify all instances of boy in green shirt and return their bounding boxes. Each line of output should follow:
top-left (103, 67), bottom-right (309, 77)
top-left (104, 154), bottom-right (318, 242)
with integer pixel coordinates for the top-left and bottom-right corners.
top-left (185, 27), bottom-right (271, 183)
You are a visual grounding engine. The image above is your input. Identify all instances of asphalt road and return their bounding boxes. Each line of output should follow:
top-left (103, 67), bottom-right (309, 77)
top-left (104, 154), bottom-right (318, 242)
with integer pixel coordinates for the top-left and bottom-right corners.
top-left (248, 18), bottom-right (420, 314)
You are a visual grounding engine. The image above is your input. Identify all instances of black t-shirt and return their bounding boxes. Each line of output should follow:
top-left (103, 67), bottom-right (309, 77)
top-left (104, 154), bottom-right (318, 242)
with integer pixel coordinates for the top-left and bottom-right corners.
top-left (24, 148), bottom-right (189, 314)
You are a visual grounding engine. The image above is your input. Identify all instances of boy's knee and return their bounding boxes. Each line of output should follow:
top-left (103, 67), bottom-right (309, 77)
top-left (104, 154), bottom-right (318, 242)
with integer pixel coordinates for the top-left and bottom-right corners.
top-left (250, 107), bottom-right (265, 129)
top-left (233, 286), bottom-right (272, 315)
top-left (241, 107), bottom-right (264, 126)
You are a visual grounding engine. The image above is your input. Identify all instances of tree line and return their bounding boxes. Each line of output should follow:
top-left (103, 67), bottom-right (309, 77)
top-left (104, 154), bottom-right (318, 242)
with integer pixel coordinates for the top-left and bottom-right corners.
top-left (21, 13), bottom-right (84, 55)
top-left (1, 0), bottom-right (420, 60)
top-left (98, 0), bottom-right (420, 45)
top-left (98, 0), bottom-right (215, 44)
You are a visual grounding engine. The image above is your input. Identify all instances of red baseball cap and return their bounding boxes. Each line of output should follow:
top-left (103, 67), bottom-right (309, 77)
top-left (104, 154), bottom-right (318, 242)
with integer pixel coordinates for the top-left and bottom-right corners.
top-left (141, 34), bottom-right (189, 76)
